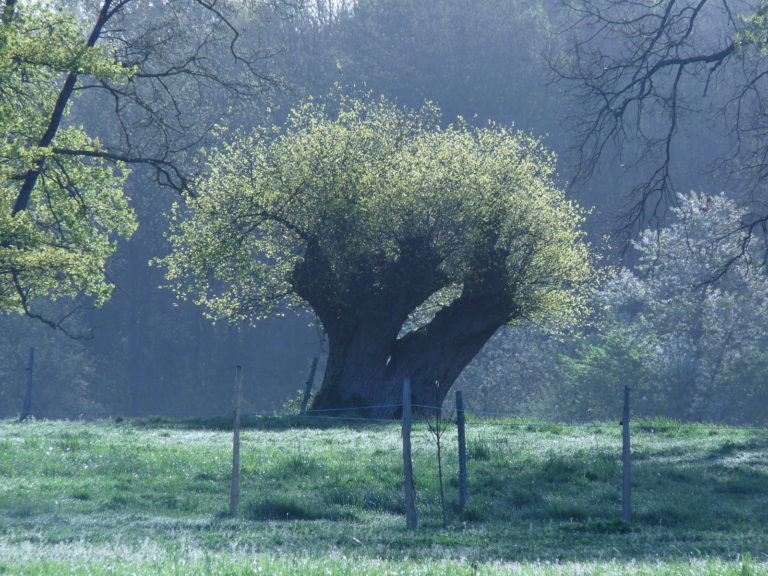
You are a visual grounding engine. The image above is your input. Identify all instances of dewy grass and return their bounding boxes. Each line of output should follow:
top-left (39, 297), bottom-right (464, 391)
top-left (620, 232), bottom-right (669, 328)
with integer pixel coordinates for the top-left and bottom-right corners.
top-left (0, 418), bottom-right (767, 575)
top-left (3, 556), bottom-right (768, 576)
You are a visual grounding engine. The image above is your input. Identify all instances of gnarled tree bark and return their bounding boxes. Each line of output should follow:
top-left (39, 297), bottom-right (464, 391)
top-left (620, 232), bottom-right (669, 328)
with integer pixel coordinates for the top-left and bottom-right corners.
top-left (301, 237), bottom-right (519, 417)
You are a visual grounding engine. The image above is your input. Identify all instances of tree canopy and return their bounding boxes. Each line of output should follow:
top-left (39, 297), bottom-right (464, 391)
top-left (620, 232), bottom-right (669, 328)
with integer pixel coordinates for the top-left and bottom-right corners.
top-left (161, 93), bottom-right (596, 413)
top-left (1, 0), bottom-right (291, 328)
top-left (552, 192), bottom-right (768, 423)
top-left (0, 0), bottom-right (136, 322)
top-left (598, 192), bottom-right (768, 421)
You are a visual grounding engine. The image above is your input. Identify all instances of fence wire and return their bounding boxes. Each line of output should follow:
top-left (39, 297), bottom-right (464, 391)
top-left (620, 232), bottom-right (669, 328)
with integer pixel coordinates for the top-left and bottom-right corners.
top-left (238, 401), bottom-right (768, 432)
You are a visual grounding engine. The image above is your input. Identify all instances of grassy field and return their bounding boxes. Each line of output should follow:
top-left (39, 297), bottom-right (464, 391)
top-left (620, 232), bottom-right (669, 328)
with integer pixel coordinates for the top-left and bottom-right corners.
top-left (0, 415), bottom-right (767, 575)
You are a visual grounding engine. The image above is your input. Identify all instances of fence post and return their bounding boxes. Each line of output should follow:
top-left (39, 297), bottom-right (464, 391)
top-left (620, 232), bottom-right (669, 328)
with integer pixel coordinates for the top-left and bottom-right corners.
top-left (622, 386), bottom-right (632, 523)
top-left (20, 347), bottom-right (34, 421)
top-left (230, 365), bottom-right (243, 518)
top-left (402, 377), bottom-right (418, 529)
top-left (456, 390), bottom-right (468, 512)
top-left (299, 357), bottom-right (319, 415)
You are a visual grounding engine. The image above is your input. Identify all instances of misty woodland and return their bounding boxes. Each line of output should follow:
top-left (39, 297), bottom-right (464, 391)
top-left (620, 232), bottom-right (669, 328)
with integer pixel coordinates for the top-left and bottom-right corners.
top-left (3, 1), bottom-right (768, 575)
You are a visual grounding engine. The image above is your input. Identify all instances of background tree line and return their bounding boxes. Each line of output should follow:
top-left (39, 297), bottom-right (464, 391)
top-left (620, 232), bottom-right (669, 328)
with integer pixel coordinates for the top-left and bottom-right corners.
top-left (3, 0), bottom-right (768, 424)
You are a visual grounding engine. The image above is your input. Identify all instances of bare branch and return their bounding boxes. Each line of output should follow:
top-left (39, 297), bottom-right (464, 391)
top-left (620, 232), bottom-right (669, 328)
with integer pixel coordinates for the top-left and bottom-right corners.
top-left (554, 0), bottom-right (759, 242)
top-left (11, 271), bottom-right (93, 339)
top-left (50, 147), bottom-right (190, 194)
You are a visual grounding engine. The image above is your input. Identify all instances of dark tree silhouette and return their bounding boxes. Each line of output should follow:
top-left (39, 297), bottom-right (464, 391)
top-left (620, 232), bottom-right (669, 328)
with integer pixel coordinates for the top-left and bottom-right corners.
top-left (555, 0), bottom-right (768, 252)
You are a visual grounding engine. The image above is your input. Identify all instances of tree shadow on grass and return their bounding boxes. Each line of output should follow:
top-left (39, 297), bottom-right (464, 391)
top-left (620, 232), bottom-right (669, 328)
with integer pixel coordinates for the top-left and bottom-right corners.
top-left (126, 414), bottom-right (396, 432)
top-left (453, 435), bottom-right (768, 561)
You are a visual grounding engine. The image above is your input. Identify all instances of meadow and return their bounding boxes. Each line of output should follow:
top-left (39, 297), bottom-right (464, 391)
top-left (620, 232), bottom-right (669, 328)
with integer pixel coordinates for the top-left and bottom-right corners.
top-left (0, 415), bottom-right (767, 575)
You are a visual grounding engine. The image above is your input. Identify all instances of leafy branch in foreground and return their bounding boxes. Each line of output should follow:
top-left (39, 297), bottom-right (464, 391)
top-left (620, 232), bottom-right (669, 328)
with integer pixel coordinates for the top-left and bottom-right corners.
top-left (1, 0), bottom-right (298, 326)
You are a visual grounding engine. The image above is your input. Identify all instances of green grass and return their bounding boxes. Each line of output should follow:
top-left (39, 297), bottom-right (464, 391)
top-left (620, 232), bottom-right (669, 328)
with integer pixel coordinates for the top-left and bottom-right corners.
top-left (0, 417), bottom-right (767, 574)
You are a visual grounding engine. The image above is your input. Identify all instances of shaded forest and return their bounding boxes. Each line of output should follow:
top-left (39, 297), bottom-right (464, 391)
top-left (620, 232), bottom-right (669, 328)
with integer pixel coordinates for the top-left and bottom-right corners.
top-left (3, 0), bottom-right (768, 424)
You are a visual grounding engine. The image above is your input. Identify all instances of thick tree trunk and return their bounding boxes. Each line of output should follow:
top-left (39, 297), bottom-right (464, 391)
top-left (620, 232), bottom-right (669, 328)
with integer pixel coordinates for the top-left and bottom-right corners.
top-left (311, 288), bottom-right (509, 418)
top-left (389, 292), bottom-right (507, 410)
top-left (312, 326), bottom-right (399, 412)
top-left (296, 236), bottom-right (459, 416)
top-left (297, 230), bottom-right (517, 418)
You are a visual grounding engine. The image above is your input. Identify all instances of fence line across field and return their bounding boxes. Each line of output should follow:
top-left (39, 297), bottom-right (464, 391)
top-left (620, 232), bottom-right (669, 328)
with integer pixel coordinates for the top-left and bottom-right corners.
top-left (237, 405), bottom-right (768, 432)
top-left (227, 370), bottom-right (768, 531)
top-left (229, 370), bottom-right (648, 528)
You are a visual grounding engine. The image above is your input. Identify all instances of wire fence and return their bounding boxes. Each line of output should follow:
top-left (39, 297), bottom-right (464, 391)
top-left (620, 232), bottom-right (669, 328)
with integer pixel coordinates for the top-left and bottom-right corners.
top-left (238, 401), bottom-right (768, 432)
top-left (227, 383), bottom-right (768, 526)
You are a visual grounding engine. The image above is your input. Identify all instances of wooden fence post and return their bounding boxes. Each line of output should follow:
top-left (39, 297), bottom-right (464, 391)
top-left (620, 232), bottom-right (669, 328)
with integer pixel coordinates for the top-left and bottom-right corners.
top-left (402, 377), bottom-right (418, 529)
top-left (456, 390), bottom-right (468, 512)
top-left (20, 347), bottom-right (34, 421)
top-left (299, 357), bottom-right (319, 415)
top-left (622, 386), bottom-right (632, 523)
top-left (230, 365), bottom-right (243, 518)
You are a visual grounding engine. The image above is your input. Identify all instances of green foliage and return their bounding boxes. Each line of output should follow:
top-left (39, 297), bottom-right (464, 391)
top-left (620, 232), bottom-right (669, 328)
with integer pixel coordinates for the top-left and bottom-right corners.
top-left (0, 1), bottom-right (137, 313)
top-left (601, 192), bottom-right (768, 422)
top-left (162, 91), bottom-right (595, 331)
top-left (736, 3), bottom-right (768, 55)
top-left (556, 329), bottom-right (652, 420)
top-left (534, 192), bottom-right (768, 423)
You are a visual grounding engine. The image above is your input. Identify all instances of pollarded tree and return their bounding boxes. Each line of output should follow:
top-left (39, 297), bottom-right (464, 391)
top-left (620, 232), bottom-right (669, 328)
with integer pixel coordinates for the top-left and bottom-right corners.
top-left (161, 94), bottom-right (596, 415)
